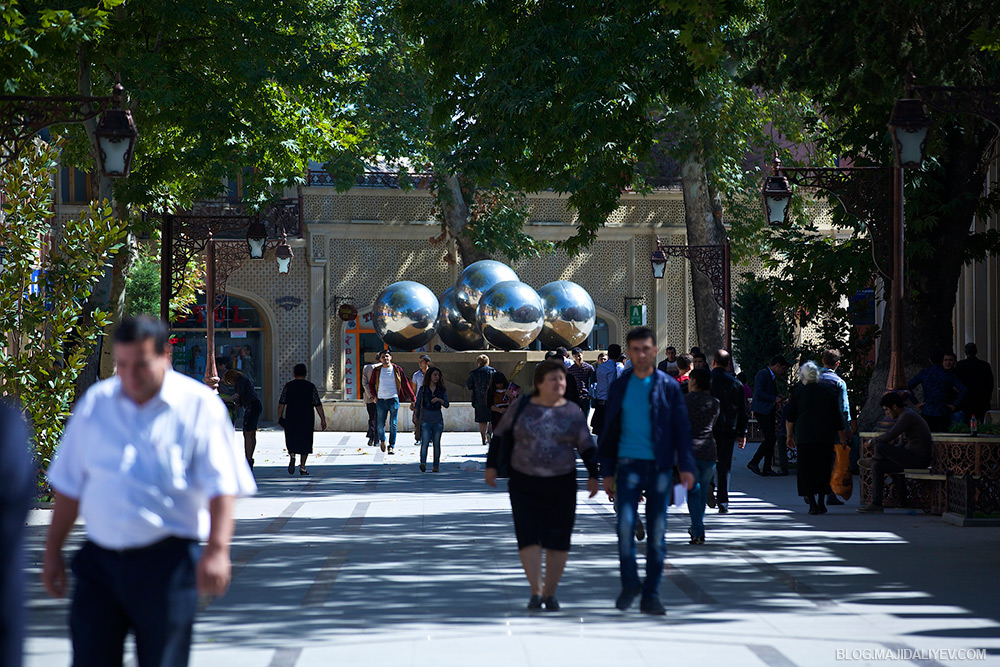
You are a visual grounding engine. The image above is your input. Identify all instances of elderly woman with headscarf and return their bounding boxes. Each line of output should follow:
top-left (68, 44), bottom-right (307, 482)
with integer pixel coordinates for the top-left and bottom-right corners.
top-left (784, 361), bottom-right (848, 514)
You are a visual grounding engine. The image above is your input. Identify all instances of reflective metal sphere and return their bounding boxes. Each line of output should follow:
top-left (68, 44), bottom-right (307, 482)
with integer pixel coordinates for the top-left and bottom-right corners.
top-left (436, 286), bottom-right (485, 351)
top-left (454, 260), bottom-right (519, 322)
top-left (372, 281), bottom-right (439, 350)
top-left (476, 281), bottom-right (544, 350)
top-left (536, 280), bottom-right (596, 349)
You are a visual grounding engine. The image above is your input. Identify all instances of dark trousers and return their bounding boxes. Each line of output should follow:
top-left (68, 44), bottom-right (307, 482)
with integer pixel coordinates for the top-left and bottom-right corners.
top-left (872, 442), bottom-right (930, 505)
top-left (70, 538), bottom-right (200, 667)
top-left (591, 401), bottom-right (606, 435)
top-left (577, 398), bottom-right (591, 418)
top-left (365, 402), bottom-right (378, 441)
top-left (714, 433), bottom-right (736, 507)
top-left (615, 460), bottom-right (670, 600)
top-left (750, 410), bottom-right (776, 471)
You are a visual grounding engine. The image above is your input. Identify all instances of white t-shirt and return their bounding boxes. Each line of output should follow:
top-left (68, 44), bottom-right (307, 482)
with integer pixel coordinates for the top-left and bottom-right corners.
top-left (377, 366), bottom-right (398, 399)
top-left (47, 371), bottom-right (257, 550)
top-left (412, 370), bottom-right (425, 393)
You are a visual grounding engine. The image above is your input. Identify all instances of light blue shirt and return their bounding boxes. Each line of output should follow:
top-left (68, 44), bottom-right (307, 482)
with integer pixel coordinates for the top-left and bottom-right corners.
top-left (618, 373), bottom-right (655, 460)
top-left (819, 366), bottom-right (851, 428)
top-left (594, 359), bottom-right (624, 401)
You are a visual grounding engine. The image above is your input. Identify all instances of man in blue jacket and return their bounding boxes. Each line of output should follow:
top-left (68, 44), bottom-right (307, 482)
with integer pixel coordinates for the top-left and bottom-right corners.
top-left (599, 327), bottom-right (695, 615)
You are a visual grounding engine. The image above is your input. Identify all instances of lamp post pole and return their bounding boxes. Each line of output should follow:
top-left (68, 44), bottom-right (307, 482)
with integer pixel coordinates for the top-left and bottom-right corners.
top-left (204, 234), bottom-right (218, 387)
top-left (888, 166), bottom-right (907, 390)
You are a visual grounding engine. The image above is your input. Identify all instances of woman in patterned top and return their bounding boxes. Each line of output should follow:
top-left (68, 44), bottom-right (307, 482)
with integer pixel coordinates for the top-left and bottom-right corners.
top-left (485, 360), bottom-right (600, 612)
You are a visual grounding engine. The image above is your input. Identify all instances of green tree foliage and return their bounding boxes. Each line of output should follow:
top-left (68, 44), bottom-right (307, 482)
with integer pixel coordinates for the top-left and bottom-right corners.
top-left (0, 139), bottom-right (126, 475)
top-left (732, 276), bottom-right (793, 378)
top-left (123, 244), bottom-right (204, 320)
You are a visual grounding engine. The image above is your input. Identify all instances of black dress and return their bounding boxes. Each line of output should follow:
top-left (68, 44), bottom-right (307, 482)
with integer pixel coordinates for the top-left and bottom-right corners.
top-left (279, 379), bottom-right (322, 455)
top-left (786, 382), bottom-right (843, 496)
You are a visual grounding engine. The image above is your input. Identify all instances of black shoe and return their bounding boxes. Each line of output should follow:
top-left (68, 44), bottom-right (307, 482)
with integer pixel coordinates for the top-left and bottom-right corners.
top-left (527, 594), bottom-right (543, 610)
top-left (826, 495), bottom-right (844, 506)
top-left (248, 458), bottom-right (254, 470)
top-left (640, 596), bottom-right (666, 615)
top-left (542, 596), bottom-right (560, 611)
top-left (707, 483), bottom-right (716, 509)
top-left (419, 463), bottom-right (426, 472)
top-left (689, 534), bottom-right (705, 545)
top-left (288, 460), bottom-right (296, 475)
top-left (762, 469), bottom-right (780, 477)
top-left (380, 441), bottom-right (386, 452)
top-left (808, 506), bottom-right (820, 515)
top-left (774, 468), bottom-right (789, 476)
top-left (857, 504), bottom-right (884, 513)
top-left (615, 587), bottom-right (642, 611)
top-left (747, 462), bottom-right (763, 476)
top-left (718, 505), bottom-right (729, 514)
top-left (635, 521), bottom-right (645, 541)
top-left (817, 505), bottom-right (827, 514)
top-left (432, 466), bottom-right (439, 472)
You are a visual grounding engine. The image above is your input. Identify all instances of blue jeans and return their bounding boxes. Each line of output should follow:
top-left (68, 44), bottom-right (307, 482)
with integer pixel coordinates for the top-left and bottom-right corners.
top-left (420, 421), bottom-right (443, 467)
top-left (615, 459), bottom-right (671, 599)
top-left (688, 459), bottom-right (717, 539)
top-left (376, 397), bottom-right (399, 446)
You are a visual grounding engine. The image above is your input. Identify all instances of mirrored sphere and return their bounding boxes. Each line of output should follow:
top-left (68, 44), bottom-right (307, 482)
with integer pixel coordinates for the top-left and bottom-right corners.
top-left (536, 280), bottom-right (596, 349)
top-left (372, 281), bottom-right (439, 350)
top-left (454, 260), bottom-right (519, 322)
top-left (436, 286), bottom-right (485, 351)
top-left (476, 281), bottom-right (544, 350)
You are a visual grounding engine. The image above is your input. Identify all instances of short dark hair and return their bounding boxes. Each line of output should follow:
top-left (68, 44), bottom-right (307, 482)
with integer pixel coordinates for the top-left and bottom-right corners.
top-left (571, 347), bottom-right (583, 356)
top-left (114, 316), bottom-right (169, 354)
top-left (375, 350), bottom-right (386, 360)
top-left (713, 349), bottom-right (731, 369)
top-left (544, 350), bottom-right (559, 361)
top-left (492, 371), bottom-right (508, 387)
top-left (690, 346), bottom-right (701, 354)
top-left (943, 350), bottom-right (957, 360)
top-left (556, 346), bottom-right (569, 357)
top-left (293, 363), bottom-right (308, 377)
top-left (966, 342), bottom-right (978, 356)
top-left (821, 349), bottom-right (841, 367)
top-left (419, 354), bottom-right (431, 363)
top-left (666, 346), bottom-right (676, 353)
top-left (770, 355), bottom-right (790, 367)
top-left (533, 360), bottom-right (567, 393)
top-left (692, 352), bottom-right (707, 362)
top-left (608, 344), bottom-right (622, 360)
top-left (676, 354), bottom-right (692, 371)
top-left (689, 368), bottom-right (712, 391)
top-left (626, 326), bottom-right (656, 347)
top-left (880, 392), bottom-right (906, 410)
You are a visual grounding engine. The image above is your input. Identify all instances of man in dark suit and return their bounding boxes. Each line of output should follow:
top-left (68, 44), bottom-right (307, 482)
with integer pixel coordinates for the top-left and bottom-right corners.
top-left (955, 342), bottom-right (995, 423)
top-left (710, 350), bottom-right (748, 513)
top-left (748, 355), bottom-right (790, 476)
top-left (1, 402), bottom-right (32, 667)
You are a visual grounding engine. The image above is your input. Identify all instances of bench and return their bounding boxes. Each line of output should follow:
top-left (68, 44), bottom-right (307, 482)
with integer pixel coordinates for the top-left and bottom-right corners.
top-left (904, 468), bottom-right (947, 514)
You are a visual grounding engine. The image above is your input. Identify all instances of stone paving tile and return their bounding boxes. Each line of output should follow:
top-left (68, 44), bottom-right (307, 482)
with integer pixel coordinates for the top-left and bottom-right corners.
top-left (22, 430), bottom-right (1000, 666)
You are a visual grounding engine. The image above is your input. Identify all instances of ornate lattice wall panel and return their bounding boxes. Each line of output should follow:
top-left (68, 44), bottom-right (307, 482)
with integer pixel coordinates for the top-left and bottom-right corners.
top-left (326, 238), bottom-right (454, 389)
top-left (606, 198), bottom-right (684, 227)
top-left (226, 246), bottom-right (311, 402)
top-left (304, 192), bottom-right (435, 224)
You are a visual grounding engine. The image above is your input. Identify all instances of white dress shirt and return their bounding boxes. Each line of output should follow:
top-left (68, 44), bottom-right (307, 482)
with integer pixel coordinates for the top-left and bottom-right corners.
top-left (47, 370), bottom-right (257, 550)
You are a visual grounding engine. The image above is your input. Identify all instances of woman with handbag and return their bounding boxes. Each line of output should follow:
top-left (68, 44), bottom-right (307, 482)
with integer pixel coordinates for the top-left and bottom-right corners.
top-left (485, 360), bottom-right (600, 612)
top-left (278, 364), bottom-right (327, 476)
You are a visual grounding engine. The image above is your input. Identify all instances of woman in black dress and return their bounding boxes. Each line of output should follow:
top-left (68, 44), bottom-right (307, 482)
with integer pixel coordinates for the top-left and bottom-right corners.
top-left (485, 360), bottom-right (599, 612)
top-left (785, 362), bottom-right (847, 514)
top-left (278, 364), bottom-right (327, 476)
top-left (223, 369), bottom-right (263, 468)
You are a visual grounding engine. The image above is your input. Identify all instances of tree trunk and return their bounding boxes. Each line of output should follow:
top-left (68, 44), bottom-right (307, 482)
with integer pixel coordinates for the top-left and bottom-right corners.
top-left (856, 126), bottom-right (997, 429)
top-left (437, 172), bottom-right (487, 267)
top-left (681, 147), bottom-right (726, 352)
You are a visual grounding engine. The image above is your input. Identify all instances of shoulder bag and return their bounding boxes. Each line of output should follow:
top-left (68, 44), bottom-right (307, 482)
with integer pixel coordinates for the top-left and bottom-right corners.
top-left (488, 395), bottom-right (531, 478)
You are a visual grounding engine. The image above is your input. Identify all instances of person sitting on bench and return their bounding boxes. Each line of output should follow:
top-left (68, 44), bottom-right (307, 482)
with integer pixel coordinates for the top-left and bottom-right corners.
top-left (857, 392), bottom-right (933, 513)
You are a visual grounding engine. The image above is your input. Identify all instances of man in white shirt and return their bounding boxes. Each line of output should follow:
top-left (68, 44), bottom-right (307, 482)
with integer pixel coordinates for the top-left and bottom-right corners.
top-left (42, 317), bottom-right (256, 667)
top-left (411, 355), bottom-right (431, 448)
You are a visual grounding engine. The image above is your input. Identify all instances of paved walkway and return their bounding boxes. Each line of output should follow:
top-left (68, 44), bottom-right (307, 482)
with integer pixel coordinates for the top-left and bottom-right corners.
top-left (22, 430), bottom-right (1000, 666)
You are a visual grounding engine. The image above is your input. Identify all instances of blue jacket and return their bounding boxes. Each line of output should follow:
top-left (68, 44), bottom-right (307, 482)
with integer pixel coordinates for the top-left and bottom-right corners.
top-left (750, 366), bottom-right (778, 415)
top-left (597, 368), bottom-right (696, 477)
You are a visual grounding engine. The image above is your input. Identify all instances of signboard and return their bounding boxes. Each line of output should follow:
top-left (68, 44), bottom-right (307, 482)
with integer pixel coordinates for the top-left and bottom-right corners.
top-left (343, 330), bottom-right (357, 399)
top-left (338, 303), bottom-right (359, 321)
top-left (849, 288), bottom-right (876, 326)
top-left (628, 304), bottom-right (647, 326)
top-left (231, 330), bottom-right (247, 339)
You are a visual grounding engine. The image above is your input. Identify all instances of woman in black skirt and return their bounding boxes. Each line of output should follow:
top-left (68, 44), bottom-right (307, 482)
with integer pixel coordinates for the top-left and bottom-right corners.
top-left (785, 361), bottom-right (847, 514)
top-left (278, 364), bottom-right (327, 475)
top-left (485, 360), bottom-right (599, 612)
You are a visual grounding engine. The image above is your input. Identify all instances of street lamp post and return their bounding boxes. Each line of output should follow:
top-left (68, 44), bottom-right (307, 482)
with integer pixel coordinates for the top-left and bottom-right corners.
top-left (651, 236), bottom-right (732, 351)
top-left (0, 80), bottom-right (138, 175)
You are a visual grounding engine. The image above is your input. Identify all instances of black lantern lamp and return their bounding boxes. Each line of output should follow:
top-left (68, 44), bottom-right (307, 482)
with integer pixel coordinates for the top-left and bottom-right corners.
top-left (93, 82), bottom-right (139, 178)
top-left (246, 220), bottom-right (268, 259)
top-left (761, 153), bottom-right (793, 226)
top-left (651, 247), bottom-right (667, 279)
top-left (275, 235), bottom-right (293, 274)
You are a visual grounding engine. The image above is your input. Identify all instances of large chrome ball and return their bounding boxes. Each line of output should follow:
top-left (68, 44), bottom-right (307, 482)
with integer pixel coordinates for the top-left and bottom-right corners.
top-left (476, 281), bottom-right (544, 350)
top-left (536, 280), bottom-right (596, 349)
top-left (454, 260), bottom-right (519, 322)
top-left (372, 281), bottom-right (439, 350)
top-left (436, 286), bottom-right (485, 351)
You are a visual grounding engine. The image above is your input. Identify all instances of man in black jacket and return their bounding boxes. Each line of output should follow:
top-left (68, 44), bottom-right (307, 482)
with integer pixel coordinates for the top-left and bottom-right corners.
top-left (710, 350), bottom-right (748, 514)
top-left (955, 342), bottom-right (995, 423)
top-left (1, 402), bottom-right (32, 667)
